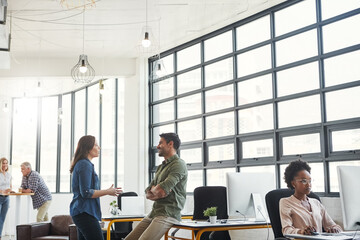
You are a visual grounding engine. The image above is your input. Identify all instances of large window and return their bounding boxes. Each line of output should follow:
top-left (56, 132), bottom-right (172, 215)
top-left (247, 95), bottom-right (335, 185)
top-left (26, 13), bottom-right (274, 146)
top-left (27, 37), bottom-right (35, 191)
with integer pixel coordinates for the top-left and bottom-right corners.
top-left (149, 0), bottom-right (360, 195)
top-left (11, 78), bottom-right (125, 192)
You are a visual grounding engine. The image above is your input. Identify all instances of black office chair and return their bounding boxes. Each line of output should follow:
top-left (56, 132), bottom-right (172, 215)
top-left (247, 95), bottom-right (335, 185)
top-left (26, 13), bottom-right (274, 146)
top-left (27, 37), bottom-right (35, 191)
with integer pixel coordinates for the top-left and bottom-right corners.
top-left (104, 192), bottom-right (138, 240)
top-left (265, 189), bottom-right (321, 240)
top-left (192, 186), bottom-right (230, 240)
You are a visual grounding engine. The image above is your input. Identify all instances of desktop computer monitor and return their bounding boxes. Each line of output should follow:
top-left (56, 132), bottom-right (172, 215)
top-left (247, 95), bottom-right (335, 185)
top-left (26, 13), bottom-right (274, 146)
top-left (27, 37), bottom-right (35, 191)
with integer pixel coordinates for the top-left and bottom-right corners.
top-left (121, 196), bottom-right (145, 215)
top-left (337, 165), bottom-right (360, 230)
top-left (226, 172), bottom-right (275, 220)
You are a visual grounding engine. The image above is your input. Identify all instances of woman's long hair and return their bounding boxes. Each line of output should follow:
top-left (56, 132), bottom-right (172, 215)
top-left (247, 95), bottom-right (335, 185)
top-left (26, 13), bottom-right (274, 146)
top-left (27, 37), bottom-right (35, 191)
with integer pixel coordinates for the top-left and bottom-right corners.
top-left (0, 157), bottom-right (9, 173)
top-left (70, 135), bottom-right (95, 173)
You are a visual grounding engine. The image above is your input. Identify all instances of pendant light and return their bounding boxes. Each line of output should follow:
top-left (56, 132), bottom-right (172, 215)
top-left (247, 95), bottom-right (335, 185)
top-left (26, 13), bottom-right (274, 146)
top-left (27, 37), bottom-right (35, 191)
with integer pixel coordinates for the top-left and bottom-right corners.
top-left (71, 4), bottom-right (95, 83)
top-left (141, 0), bottom-right (151, 48)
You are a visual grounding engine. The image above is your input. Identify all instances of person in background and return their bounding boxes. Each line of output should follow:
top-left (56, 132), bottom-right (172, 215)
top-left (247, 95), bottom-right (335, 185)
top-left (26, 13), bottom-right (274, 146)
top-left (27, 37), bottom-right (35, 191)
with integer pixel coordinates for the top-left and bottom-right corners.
top-left (70, 135), bottom-right (122, 240)
top-left (0, 157), bottom-right (12, 240)
top-left (21, 161), bottom-right (52, 222)
top-left (280, 159), bottom-right (342, 235)
top-left (125, 133), bottom-right (187, 240)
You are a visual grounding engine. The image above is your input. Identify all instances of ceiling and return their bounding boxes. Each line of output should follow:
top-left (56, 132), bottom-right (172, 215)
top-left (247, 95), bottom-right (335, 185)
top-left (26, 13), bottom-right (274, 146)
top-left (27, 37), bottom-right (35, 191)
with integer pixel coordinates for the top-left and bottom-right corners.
top-left (5, 0), bottom-right (284, 60)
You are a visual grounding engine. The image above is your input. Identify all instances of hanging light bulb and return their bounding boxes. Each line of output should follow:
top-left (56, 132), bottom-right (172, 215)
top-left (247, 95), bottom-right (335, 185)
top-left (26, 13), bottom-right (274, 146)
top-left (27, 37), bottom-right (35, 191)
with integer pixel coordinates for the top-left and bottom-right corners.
top-left (156, 63), bottom-right (163, 77)
top-left (99, 79), bottom-right (105, 95)
top-left (142, 32), bottom-right (151, 48)
top-left (79, 59), bottom-right (88, 73)
top-left (3, 103), bottom-right (9, 113)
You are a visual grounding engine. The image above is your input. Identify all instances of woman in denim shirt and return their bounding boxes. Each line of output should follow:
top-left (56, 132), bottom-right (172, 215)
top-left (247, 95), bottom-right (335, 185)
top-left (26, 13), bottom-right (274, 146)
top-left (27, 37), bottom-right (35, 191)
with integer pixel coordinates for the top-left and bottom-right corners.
top-left (70, 135), bottom-right (122, 240)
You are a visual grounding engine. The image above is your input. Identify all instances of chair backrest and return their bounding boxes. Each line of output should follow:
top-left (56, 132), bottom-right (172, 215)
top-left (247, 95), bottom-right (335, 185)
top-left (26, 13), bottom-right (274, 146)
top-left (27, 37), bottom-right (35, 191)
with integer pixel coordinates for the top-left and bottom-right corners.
top-left (193, 186), bottom-right (228, 220)
top-left (265, 189), bottom-right (321, 239)
top-left (50, 215), bottom-right (74, 236)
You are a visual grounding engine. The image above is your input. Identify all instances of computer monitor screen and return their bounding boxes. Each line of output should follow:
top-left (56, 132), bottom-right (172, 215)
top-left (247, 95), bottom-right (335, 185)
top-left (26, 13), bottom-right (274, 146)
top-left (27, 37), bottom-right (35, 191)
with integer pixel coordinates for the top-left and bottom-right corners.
top-left (226, 172), bottom-right (275, 219)
top-left (121, 196), bottom-right (145, 215)
top-left (337, 165), bottom-right (360, 230)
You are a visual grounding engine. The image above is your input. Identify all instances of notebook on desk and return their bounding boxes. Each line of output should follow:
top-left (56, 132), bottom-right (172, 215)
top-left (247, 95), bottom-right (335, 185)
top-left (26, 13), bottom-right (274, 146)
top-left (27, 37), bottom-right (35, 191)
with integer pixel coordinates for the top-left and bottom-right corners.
top-left (285, 232), bottom-right (360, 240)
top-left (120, 196), bottom-right (145, 215)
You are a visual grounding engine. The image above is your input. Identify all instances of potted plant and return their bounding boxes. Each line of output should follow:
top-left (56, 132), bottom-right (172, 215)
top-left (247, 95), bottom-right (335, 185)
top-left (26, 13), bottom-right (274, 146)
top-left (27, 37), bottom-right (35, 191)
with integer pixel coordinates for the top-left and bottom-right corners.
top-left (109, 200), bottom-right (119, 215)
top-left (203, 206), bottom-right (217, 224)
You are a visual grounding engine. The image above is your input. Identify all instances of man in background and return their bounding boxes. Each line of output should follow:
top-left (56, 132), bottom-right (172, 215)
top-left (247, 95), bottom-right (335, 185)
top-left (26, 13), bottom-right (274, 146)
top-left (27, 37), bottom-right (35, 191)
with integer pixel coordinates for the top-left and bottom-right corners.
top-left (20, 162), bottom-right (52, 222)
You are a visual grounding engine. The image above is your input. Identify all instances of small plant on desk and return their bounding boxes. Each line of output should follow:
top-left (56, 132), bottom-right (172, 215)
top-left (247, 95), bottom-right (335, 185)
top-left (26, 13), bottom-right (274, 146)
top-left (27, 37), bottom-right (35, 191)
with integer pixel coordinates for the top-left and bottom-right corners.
top-left (109, 200), bottom-right (118, 215)
top-left (203, 207), bottom-right (217, 224)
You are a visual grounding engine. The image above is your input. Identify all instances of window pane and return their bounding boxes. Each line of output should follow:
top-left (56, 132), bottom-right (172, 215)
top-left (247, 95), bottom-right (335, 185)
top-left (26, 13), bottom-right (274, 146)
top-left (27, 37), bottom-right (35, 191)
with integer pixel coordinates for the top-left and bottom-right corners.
top-left (276, 30), bottom-right (318, 66)
top-left (180, 148), bottom-right (202, 164)
top-left (187, 170), bottom-right (203, 193)
top-left (177, 94), bottom-right (201, 119)
top-left (101, 79), bottom-right (116, 188)
top-left (209, 144), bottom-right (234, 162)
top-left (238, 74), bottom-right (272, 105)
top-left (277, 62), bottom-right (319, 97)
top-left (152, 124), bottom-right (174, 146)
top-left (242, 139), bottom-right (273, 158)
top-left (40, 96), bottom-right (58, 192)
top-left (205, 57), bottom-right (233, 87)
top-left (60, 94), bottom-right (71, 192)
top-left (153, 78), bottom-right (174, 101)
top-left (241, 165), bottom-right (275, 175)
top-left (321, 0), bottom-right (360, 20)
top-left (324, 50), bottom-right (360, 87)
top-left (87, 85), bottom-right (100, 174)
top-left (326, 86), bottom-right (360, 121)
top-left (238, 104), bottom-right (273, 134)
top-left (207, 168), bottom-right (234, 186)
top-left (275, 0), bottom-right (316, 36)
top-left (178, 119), bottom-right (202, 142)
top-left (331, 128), bottom-right (360, 152)
top-left (329, 160), bottom-right (360, 192)
top-left (74, 90), bottom-right (86, 149)
top-left (240, 166), bottom-right (276, 185)
top-left (177, 43), bottom-right (201, 71)
top-left (237, 45), bottom-right (271, 77)
top-left (280, 162), bottom-right (324, 192)
top-left (278, 95), bottom-right (321, 128)
top-left (283, 133), bottom-right (320, 156)
top-left (12, 98), bottom-right (38, 188)
top-left (206, 112), bottom-right (234, 139)
top-left (205, 85), bottom-right (234, 113)
top-left (87, 85), bottom-right (100, 140)
top-left (117, 79), bottom-right (125, 188)
top-left (204, 30), bottom-right (232, 61)
top-left (177, 69), bottom-right (201, 95)
top-left (323, 14), bottom-right (360, 53)
top-left (236, 15), bottom-right (270, 50)
top-left (153, 101), bottom-right (174, 123)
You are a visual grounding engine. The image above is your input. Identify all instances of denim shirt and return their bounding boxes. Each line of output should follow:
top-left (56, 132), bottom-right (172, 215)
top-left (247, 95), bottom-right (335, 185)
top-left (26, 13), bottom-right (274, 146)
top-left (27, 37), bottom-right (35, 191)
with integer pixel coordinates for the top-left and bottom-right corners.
top-left (70, 159), bottom-right (101, 221)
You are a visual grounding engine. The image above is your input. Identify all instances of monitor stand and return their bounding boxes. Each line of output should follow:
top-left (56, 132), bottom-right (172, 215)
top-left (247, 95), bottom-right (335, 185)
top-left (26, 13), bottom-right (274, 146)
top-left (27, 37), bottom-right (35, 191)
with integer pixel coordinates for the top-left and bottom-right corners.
top-left (251, 193), bottom-right (266, 221)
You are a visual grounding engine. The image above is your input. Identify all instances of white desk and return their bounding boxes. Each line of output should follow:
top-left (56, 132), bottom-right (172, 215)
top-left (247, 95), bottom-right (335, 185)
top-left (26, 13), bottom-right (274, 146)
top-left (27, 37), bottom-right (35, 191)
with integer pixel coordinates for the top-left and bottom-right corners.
top-left (1, 192), bottom-right (34, 237)
top-left (165, 219), bottom-right (270, 240)
top-left (285, 232), bottom-right (360, 240)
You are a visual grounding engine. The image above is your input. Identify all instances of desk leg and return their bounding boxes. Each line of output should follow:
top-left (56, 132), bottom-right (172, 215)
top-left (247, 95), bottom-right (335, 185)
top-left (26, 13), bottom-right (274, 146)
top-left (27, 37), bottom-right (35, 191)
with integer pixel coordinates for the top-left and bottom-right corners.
top-left (195, 229), bottom-right (206, 240)
top-left (14, 196), bottom-right (21, 238)
top-left (27, 196), bottom-right (32, 223)
top-left (107, 220), bottom-right (116, 240)
top-left (164, 230), bottom-right (169, 240)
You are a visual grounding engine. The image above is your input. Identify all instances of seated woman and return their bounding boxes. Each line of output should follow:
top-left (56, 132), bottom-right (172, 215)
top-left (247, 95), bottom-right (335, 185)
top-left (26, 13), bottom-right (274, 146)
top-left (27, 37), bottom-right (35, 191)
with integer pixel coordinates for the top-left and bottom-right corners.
top-left (280, 159), bottom-right (342, 235)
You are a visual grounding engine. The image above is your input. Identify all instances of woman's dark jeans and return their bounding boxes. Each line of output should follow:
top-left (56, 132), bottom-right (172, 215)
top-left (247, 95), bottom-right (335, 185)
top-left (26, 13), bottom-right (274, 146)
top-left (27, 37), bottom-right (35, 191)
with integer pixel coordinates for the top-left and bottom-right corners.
top-left (72, 212), bottom-right (104, 240)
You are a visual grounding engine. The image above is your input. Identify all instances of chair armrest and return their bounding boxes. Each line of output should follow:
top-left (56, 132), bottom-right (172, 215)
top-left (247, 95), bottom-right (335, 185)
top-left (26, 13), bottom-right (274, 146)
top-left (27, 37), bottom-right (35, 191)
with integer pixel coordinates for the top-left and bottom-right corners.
top-left (17, 222), bottom-right (51, 240)
top-left (69, 224), bottom-right (78, 240)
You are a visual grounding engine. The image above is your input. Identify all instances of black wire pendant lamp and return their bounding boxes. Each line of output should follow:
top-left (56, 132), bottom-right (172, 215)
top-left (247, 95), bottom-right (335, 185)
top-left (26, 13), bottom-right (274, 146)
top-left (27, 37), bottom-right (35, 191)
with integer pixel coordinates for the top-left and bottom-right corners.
top-left (71, 5), bottom-right (95, 83)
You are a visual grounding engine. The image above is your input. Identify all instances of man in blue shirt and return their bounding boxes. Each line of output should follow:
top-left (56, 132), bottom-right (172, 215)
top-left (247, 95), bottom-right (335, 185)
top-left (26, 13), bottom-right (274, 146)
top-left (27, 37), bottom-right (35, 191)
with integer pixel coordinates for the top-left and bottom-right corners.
top-left (21, 162), bottom-right (52, 222)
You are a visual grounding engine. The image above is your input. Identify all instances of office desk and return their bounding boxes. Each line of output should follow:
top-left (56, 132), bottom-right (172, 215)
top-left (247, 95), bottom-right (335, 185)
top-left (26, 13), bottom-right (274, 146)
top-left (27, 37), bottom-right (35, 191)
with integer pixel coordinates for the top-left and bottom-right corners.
top-left (285, 232), bottom-right (359, 240)
top-left (102, 215), bottom-right (193, 240)
top-left (1, 192), bottom-right (34, 237)
top-left (165, 220), bottom-right (270, 240)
